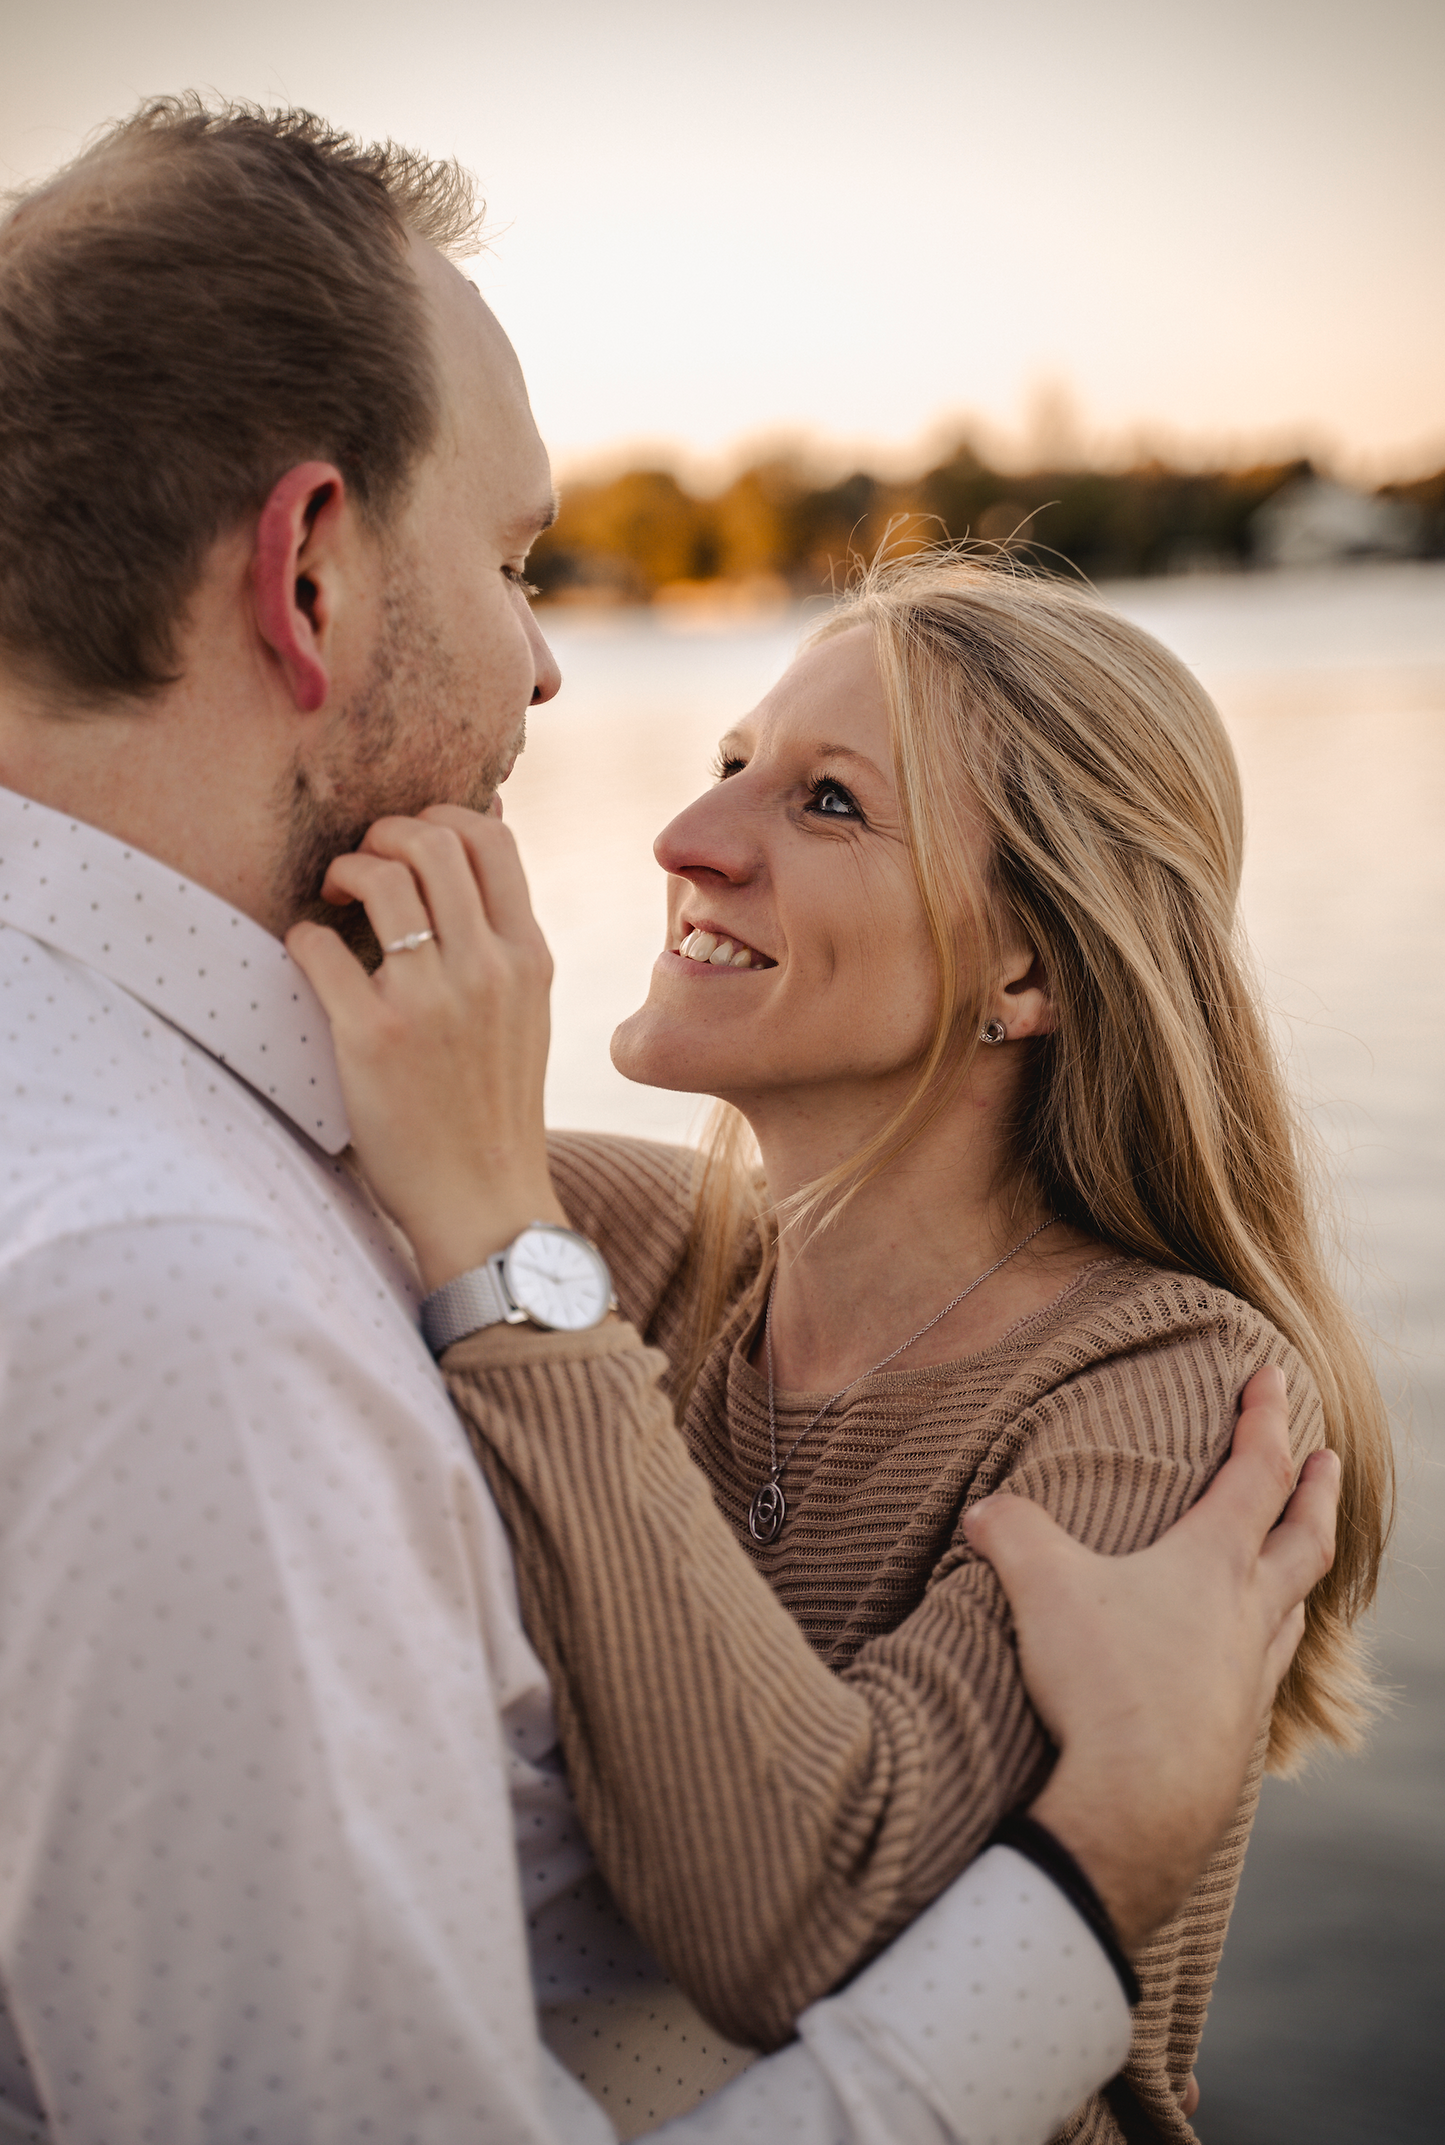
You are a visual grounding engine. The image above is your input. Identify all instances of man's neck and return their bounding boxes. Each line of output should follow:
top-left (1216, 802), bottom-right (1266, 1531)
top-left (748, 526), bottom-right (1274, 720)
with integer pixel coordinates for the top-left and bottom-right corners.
top-left (0, 653), bottom-right (294, 937)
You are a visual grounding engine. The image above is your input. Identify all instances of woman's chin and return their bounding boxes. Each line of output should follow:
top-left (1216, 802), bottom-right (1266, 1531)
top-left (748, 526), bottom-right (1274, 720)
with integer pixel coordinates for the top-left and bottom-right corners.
top-left (610, 1004), bottom-right (726, 1096)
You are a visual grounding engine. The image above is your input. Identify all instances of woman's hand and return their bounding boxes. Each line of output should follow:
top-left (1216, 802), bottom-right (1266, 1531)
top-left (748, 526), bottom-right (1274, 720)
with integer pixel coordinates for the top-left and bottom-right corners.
top-left (285, 804), bottom-right (567, 1292)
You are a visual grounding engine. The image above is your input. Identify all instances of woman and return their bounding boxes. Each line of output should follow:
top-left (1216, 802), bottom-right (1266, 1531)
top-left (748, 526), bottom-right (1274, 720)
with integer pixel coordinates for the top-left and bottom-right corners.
top-left (290, 556), bottom-right (1390, 2143)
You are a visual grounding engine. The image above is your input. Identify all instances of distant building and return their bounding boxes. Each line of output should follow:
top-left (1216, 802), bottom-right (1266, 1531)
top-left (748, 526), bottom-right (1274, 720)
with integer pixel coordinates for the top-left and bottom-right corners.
top-left (1251, 474), bottom-right (1421, 568)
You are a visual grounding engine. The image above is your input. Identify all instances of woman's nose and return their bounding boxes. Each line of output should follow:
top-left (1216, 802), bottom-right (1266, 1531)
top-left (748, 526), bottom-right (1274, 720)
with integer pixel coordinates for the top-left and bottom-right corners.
top-left (653, 784), bottom-right (755, 885)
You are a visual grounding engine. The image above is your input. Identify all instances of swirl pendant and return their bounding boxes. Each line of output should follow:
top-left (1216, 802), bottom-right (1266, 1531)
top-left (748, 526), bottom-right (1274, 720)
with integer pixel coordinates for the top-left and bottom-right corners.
top-left (748, 1474), bottom-right (787, 1543)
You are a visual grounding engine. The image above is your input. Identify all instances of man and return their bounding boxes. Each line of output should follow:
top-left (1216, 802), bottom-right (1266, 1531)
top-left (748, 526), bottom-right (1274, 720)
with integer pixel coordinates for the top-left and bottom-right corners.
top-left (0, 97), bottom-right (1334, 2142)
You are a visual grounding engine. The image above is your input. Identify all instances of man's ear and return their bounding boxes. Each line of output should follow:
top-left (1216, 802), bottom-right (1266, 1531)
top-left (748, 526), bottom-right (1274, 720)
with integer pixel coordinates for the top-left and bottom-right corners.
top-left (994, 943), bottom-right (1056, 1040)
top-left (252, 462), bottom-right (349, 714)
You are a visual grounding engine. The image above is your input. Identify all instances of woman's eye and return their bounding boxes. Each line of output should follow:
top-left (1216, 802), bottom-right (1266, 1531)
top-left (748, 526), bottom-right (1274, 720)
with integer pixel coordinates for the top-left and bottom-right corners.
top-left (712, 753), bottom-right (746, 781)
top-left (807, 777), bottom-right (862, 820)
top-left (503, 565), bottom-right (540, 597)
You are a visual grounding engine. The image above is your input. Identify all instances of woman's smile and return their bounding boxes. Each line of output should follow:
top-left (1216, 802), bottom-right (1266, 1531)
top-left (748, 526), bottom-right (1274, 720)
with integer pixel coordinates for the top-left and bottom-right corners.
top-left (611, 626), bottom-right (939, 1102)
top-left (671, 921), bottom-right (778, 971)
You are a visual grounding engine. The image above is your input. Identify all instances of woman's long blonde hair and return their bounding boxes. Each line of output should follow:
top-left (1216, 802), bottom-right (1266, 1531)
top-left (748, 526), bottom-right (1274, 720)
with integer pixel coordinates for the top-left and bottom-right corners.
top-left (681, 552), bottom-right (1391, 1773)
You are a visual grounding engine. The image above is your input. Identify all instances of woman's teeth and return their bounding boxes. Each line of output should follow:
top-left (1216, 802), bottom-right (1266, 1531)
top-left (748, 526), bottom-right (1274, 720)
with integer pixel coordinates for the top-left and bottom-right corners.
top-left (677, 929), bottom-right (758, 969)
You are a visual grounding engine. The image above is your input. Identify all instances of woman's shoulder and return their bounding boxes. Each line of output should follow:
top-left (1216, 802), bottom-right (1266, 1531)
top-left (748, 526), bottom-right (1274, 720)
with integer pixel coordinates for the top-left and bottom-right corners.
top-left (1060, 1254), bottom-right (1301, 1357)
top-left (908, 1258), bottom-right (1326, 1572)
top-left (546, 1130), bottom-right (700, 1333)
top-left (1000, 1252), bottom-right (1322, 1452)
top-left (1046, 1253), bottom-right (1283, 1353)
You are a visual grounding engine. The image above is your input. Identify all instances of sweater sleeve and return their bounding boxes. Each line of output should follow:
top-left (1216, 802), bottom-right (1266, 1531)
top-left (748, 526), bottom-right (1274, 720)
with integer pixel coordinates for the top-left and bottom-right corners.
top-left (443, 1311), bottom-right (883, 2048)
top-left (545, 1131), bottom-right (700, 1372)
top-left (444, 1298), bottom-right (1321, 2061)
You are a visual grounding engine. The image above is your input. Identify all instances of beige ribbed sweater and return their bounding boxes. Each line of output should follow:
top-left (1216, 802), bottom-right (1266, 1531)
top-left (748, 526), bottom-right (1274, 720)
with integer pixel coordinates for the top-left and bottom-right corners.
top-left (445, 1132), bottom-right (1323, 2145)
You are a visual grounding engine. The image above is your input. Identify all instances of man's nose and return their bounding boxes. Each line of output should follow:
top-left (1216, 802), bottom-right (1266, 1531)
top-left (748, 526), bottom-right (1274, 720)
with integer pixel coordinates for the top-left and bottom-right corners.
top-left (527, 610), bottom-right (562, 705)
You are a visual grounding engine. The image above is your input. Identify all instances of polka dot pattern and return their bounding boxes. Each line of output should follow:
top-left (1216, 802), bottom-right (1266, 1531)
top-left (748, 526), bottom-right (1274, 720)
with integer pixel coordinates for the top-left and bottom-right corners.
top-left (799, 1847), bottom-right (1132, 2144)
top-left (0, 808), bottom-right (569, 2140)
top-left (0, 791), bottom-right (349, 1151)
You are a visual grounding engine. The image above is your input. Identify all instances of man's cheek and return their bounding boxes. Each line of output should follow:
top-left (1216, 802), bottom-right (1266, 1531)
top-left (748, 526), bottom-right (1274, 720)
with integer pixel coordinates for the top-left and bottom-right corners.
top-left (471, 592), bottom-right (534, 692)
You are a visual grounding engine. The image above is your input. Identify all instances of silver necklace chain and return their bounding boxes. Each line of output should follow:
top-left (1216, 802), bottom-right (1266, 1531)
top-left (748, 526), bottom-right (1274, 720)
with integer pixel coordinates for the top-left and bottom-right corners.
top-left (748, 1216), bottom-right (1059, 1545)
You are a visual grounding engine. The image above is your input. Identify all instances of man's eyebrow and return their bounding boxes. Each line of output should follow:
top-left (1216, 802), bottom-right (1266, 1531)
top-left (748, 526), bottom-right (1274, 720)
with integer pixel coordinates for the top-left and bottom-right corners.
top-left (505, 494), bottom-right (559, 550)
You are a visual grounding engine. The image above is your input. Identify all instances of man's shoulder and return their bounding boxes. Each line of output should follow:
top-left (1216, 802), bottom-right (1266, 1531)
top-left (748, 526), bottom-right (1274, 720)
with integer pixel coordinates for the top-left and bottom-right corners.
top-left (0, 929), bottom-right (312, 1250)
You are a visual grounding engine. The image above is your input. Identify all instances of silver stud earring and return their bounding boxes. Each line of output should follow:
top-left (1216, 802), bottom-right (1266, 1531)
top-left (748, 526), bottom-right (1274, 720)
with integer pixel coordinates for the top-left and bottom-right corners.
top-left (979, 1020), bottom-right (1007, 1045)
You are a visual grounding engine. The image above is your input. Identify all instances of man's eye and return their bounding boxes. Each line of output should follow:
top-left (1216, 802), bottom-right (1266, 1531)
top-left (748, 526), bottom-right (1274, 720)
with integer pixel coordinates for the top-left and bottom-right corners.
top-left (806, 777), bottom-right (862, 820)
top-left (504, 565), bottom-right (540, 597)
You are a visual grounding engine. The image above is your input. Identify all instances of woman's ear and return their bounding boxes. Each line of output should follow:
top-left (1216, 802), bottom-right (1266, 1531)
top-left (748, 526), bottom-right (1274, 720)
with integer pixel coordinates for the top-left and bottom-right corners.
top-left (989, 943), bottom-right (1056, 1040)
top-left (251, 462), bottom-right (349, 714)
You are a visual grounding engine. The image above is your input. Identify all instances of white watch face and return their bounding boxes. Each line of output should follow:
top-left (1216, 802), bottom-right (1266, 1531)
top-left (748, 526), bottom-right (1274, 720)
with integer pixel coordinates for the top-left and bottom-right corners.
top-left (504, 1228), bottom-right (612, 1331)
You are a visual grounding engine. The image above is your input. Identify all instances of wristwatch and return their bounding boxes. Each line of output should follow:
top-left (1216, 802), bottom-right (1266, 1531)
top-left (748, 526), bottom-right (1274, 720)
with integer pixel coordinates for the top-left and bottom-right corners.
top-left (420, 1221), bottom-right (616, 1354)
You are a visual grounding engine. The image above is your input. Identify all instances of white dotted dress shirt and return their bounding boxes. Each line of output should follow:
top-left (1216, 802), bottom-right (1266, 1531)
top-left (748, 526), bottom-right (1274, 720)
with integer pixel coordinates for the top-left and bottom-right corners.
top-left (0, 785), bottom-right (1129, 2144)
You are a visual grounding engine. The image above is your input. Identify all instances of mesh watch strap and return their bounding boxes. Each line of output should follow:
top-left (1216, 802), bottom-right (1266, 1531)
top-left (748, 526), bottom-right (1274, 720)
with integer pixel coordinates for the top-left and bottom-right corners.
top-left (420, 1258), bottom-right (516, 1355)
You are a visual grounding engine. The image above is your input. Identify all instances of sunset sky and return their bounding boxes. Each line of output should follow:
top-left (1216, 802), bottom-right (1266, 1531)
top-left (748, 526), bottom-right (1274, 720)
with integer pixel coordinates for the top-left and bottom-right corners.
top-left (3, 0), bottom-right (1441, 483)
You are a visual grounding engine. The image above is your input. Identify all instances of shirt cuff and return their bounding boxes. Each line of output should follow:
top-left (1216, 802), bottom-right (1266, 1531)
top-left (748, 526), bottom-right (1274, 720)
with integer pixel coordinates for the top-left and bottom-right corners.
top-left (987, 1811), bottom-right (1142, 2007)
top-left (797, 1843), bottom-right (1133, 2145)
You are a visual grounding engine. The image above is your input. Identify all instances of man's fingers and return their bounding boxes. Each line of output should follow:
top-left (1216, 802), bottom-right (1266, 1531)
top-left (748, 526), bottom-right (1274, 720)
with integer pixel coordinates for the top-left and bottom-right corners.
top-left (1228, 1366), bottom-right (1296, 1512)
top-left (1259, 1445), bottom-right (1341, 1597)
top-left (1186, 1365), bottom-right (1297, 1555)
top-left (1238, 1361), bottom-right (1288, 1420)
top-left (963, 1491), bottom-right (1089, 1609)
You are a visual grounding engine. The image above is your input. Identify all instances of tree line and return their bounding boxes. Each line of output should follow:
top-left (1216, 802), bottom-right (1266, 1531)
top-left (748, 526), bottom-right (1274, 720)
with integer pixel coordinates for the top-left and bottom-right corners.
top-left (528, 445), bottom-right (1445, 602)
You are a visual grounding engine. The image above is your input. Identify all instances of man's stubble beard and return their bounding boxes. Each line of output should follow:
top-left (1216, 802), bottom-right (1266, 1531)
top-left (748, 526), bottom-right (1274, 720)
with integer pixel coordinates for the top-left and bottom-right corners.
top-left (280, 575), bottom-right (526, 967)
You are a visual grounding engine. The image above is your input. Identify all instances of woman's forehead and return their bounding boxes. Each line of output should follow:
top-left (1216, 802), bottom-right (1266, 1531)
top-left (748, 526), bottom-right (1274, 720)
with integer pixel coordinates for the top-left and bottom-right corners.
top-left (739, 625), bottom-right (887, 745)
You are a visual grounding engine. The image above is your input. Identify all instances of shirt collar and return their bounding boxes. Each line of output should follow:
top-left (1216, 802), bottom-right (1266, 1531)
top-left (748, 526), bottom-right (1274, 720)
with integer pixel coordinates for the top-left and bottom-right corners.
top-left (0, 785), bottom-right (351, 1153)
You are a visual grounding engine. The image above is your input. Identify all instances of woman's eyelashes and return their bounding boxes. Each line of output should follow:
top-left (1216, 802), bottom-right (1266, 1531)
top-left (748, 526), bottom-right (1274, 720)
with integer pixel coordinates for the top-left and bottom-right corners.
top-left (502, 564), bottom-right (540, 596)
top-left (708, 751), bottom-right (865, 826)
top-left (804, 774), bottom-right (864, 823)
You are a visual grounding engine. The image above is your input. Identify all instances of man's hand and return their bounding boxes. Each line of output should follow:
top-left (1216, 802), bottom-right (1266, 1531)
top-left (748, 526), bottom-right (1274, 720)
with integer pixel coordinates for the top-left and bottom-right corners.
top-left (964, 1366), bottom-right (1338, 1953)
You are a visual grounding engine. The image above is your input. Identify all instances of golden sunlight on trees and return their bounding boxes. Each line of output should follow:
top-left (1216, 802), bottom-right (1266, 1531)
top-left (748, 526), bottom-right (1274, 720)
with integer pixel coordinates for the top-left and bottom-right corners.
top-left (528, 444), bottom-right (1443, 606)
top-left (535, 469), bottom-right (707, 598)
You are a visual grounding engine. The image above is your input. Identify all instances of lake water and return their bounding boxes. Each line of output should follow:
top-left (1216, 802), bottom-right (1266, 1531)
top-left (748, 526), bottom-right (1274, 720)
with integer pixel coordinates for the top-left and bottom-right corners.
top-left (505, 561), bottom-right (1445, 2144)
